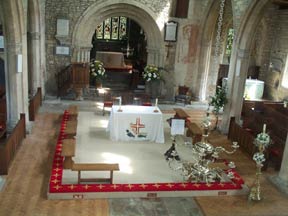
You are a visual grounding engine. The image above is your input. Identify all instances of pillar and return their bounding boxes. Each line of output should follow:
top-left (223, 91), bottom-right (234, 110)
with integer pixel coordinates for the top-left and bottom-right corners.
top-left (270, 133), bottom-right (288, 195)
top-left (220, 48), bottom-right (250, 133)
top-left (27, 31), bottom-right (41, 95)
top-left (0, 176), bottom-right (5, 191)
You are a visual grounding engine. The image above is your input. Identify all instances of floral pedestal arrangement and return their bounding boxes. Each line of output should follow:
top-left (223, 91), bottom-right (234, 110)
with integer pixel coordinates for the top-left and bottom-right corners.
top-left (90, 59), bottom-right (105, 89)
top-left (145, 80), bottom-right (161, 98)
top-left (143, 64), bottom-right (162, 98)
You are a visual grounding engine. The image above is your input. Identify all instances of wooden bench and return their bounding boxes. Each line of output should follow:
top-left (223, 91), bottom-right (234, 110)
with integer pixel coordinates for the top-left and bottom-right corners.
top-left (61, 138), bottom-right (120, 184)
top-left (186, 122), bottom-right (202, 144)
top-left (61, 139), bottom-right (76, 169)
top-left (72, 163), bottom-right (120, 184)
top-left (64, 120), bottom-right (78, 138)
top-left (67, 105), bottom-right (78, 120)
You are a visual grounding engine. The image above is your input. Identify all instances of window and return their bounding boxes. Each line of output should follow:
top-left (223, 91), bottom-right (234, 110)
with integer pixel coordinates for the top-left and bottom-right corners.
top-left (96, 17), bottom-right (127, 40)
top-left (282, 55), bottom-right (288, 88)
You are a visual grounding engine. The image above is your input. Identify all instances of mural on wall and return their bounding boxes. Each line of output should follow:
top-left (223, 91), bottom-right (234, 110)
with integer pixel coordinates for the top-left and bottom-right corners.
top-left (180, 24), bottom-right (199, 64)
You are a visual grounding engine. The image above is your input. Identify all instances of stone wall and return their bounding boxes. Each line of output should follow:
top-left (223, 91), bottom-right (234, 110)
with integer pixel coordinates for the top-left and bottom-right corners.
top-left (252, 5), bottom-right (288, 101)
top-left (45, 0), bottom-right (171, 95)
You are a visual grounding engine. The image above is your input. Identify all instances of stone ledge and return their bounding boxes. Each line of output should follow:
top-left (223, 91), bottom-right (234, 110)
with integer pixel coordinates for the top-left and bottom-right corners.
top-left (269, 175), bottom-right (288, 196)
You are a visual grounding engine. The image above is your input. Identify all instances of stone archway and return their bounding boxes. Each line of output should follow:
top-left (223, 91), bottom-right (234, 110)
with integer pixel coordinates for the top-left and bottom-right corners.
top-left (196, 0), bottom-right (220, 101)
top-left (196, 0), bottom-right (233, 101)
top-left (71, 1), bottom-right (165, 67)
top-left (221, 0), bottom-right (271, 132)
top-left (0, 0), bottom-right (29, 128)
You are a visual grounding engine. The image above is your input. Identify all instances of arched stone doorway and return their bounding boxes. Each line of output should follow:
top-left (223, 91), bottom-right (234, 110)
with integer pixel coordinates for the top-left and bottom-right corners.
top-left (71, 1), bottom-right (165, 67)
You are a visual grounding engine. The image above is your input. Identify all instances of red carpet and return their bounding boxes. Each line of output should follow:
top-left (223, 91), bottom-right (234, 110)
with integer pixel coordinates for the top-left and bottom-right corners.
top-left (48, 111), bottom-right (245, 197)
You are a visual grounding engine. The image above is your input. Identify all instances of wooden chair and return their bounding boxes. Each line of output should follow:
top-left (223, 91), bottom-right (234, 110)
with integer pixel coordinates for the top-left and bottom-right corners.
top-left (175, 85), bottom-right (191, 106)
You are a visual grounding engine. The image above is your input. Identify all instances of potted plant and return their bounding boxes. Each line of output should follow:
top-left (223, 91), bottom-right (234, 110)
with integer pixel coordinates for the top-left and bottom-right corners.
top-left (209, 85), bottom-right (228, 130)
top-left (90, 59), bottom-right (106, 88)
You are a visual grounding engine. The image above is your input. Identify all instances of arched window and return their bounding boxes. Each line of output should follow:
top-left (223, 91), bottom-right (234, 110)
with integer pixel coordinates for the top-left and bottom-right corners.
top-left (96, 17), bottom-right (127, 40)
top-left (281, 54), bottom-right (288, 89)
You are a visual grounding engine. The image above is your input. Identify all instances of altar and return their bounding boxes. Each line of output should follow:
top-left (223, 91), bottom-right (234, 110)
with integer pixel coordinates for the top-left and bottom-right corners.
top-left (96, 51), bottom-right (132, 71)
top-left (107, 105), bottom-right (165, 143)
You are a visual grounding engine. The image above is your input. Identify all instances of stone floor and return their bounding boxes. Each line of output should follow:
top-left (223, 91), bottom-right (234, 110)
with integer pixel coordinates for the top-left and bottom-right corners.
top-left (0, 98), bottom-right (288, 216)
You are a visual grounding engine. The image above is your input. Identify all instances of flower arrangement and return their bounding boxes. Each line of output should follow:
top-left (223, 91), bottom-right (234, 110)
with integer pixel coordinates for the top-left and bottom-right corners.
top-left (253, 152), bottom-right (266, 165)
top-left (143, 64), bottom-right (161, 82)
top-left (90, 60), bottom-right (106, 81)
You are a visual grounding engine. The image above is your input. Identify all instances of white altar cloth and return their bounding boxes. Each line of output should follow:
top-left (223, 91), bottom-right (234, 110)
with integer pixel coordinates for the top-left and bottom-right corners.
top-left (107, 105), bottom-right (165, 143)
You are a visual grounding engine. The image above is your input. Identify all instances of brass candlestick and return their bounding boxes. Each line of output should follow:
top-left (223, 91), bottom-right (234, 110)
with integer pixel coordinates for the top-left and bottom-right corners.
top-left (249, 125), bottom-right (271, 201)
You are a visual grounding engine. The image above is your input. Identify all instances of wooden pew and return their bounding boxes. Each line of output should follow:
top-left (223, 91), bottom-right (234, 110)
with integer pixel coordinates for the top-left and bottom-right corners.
top-left (240, 100), bottom-right (288, 170)
top-left (72, 163), bottom-right (120, 184)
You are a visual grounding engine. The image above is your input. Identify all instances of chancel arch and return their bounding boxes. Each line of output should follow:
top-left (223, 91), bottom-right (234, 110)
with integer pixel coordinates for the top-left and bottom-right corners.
top-left (72, 1), bottom-right (165, 67)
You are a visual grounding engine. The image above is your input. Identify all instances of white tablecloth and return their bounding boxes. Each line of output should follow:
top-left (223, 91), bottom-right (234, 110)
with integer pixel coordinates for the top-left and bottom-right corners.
top-left (107, 105), bottom-right (165, 143)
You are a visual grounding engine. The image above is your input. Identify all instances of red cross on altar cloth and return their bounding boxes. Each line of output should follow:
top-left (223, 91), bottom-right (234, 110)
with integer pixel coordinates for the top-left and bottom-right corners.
top-left (130, 118), bottom-right (145, 135)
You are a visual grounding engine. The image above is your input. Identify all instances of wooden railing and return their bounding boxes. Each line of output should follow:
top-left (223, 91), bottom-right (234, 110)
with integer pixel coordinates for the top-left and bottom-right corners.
top-left (0, 113), bottom-right (26, 175)
top-left (56, 65), bottom-right (72, 97)
top-left (29, 87), bottom-right (42, 121)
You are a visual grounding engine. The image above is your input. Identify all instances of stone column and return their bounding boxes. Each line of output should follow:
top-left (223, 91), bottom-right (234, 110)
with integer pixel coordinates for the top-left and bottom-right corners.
top-left (74, 46), bottom-right (91, 63)
top-left (27, 31), bottom-right (41, 95)
top-left (146, 46), bottom-right (165, 67)
top-left (270, 133), bottom-right (288, 195)
top-left (220, 48), bottom-right (250, 133)
top-left (0, 176), bottom-right (5, 191)
top-left (5, 42), bottom-right (29, 130)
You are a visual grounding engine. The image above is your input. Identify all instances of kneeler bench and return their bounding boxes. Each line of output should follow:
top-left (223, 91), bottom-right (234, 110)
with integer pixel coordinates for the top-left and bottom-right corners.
top-left (61, 139), bottom-right (120, 184)
top-left (186, 122), bottom-right (202, 144)
top-left (72, 163), bottom-right (120, 184)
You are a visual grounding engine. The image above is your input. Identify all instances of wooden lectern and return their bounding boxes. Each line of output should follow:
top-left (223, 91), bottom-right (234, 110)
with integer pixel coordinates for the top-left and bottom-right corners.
top-left (71, 63), bottom-right (90, 100)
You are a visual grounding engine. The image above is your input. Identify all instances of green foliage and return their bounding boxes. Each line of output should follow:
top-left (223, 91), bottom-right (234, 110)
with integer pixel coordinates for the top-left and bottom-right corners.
top-left (209, 85), bottom-right (228, 114)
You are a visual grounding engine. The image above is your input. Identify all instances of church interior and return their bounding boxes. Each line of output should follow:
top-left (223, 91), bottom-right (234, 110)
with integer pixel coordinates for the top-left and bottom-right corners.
top-left (0, 0), bottom-right (288, 215)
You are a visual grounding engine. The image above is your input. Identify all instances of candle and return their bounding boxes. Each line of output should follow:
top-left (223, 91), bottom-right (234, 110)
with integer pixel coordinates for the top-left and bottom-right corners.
top-left (119, 97), bottom-right (122, 106)
top-left (263, 124), bottom-right (266, 133)
top-left (155, 98), bottom-right (158, 107)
